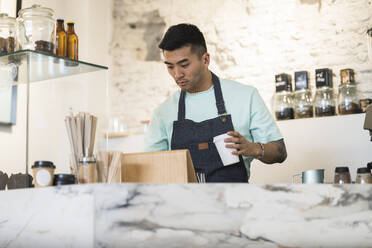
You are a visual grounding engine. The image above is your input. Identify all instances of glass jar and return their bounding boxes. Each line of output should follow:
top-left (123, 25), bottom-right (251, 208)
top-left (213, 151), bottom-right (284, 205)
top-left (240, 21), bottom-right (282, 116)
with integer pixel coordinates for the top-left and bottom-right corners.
top-left (293, 71), bottom-right (313, 119)
top-left (314, 68), bottom-right (336, 117)
top-left (338, 69), bottom-right (361, 115)
top-left (355, 167), bottom-right (372, 184)
top-left (16, 4), bottom-right (56, 54)
top-left (0, 13), bottom-right (16, 54)
top-left (334, 166), bottom-right (351, 184)
top-left (274, 73), bottom-right (294, 121)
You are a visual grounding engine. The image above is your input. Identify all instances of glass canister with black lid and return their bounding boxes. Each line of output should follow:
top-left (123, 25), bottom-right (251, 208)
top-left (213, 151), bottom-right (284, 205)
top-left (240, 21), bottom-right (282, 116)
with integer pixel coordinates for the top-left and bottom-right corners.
top-left (334, 166), bottom-right (351, 184)
top-left (16, 4), bottom-right (56, 54)
top-left (355, 167), bottom-right (372, 184)
top-left (293, 71), bottom-right (313, 119)
top-left (338, 69), bottom-right (361, 115)
top-left (274, 73), bottom-right (294, 121)
top-left (0, 13), bottom-right (16, 54)
top-left (314, 68), bottom-right (336, 117)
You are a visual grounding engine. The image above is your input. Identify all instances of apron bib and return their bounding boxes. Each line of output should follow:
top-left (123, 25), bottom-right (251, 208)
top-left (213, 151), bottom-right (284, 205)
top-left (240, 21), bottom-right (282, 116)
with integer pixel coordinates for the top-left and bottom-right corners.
top-left (170, 72), bottom-right (248, 182)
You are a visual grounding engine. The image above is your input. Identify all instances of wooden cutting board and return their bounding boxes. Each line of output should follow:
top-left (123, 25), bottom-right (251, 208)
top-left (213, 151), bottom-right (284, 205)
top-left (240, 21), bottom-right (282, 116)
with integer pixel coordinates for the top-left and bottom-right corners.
top-left (121, 150), bottom-right (197, 183)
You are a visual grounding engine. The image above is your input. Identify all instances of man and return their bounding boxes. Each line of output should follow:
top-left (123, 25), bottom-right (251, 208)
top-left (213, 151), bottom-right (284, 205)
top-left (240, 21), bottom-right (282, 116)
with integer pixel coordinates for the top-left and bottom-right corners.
top-left (144, 23), bottom-right (287, 182)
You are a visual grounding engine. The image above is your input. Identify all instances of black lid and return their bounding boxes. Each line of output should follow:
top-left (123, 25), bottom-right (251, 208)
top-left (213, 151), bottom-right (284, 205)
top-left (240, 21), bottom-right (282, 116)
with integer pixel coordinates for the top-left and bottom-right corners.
top-left (357, 167), bottom-right (371, 174)
top-left (54, 174), bottom-right (75, 181)
top-left (31, 161), bottom-right (56, 169)
top-left (335, 166), bottom-right (349, 173)
top-left (57, 19), bottom-right (64, 22)
top-left (315, 68), bottom-right (333, 88)
top-left (294, 71), bottom-right (309, 90)
top-left (367, 162), bottom-right (372, 170)
top-left (54, 174), bottom-right (76, 185)
top-left (275, 73), bottom-right (292, 92)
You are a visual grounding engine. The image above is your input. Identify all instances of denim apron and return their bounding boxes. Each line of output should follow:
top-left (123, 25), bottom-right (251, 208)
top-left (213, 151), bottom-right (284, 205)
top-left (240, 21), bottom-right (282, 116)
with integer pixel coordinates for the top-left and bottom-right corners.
top-left (171, 72), bottom-right (248, 182)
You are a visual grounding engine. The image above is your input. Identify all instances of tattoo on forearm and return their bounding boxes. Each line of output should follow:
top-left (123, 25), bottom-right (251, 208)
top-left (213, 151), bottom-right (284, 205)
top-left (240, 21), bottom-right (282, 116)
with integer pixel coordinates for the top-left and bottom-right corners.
top-left (273, 139), bottom-right (287, 163)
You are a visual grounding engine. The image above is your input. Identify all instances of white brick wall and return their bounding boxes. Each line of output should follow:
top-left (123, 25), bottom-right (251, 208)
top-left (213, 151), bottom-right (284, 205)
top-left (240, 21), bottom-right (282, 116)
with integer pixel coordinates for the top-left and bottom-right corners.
top-left (110, 0), bottom-right (372, 128)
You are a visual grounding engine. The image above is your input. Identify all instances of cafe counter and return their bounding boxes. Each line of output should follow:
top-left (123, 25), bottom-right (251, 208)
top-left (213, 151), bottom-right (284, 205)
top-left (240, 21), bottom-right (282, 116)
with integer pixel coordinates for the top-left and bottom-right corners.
top-left (0, 183), bottom-right (371, 248)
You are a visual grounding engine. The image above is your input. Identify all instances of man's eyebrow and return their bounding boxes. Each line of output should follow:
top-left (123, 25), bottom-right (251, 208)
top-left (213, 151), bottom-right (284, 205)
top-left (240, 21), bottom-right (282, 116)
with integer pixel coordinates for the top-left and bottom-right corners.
top-left (164, 58), bottom-right (189, 65)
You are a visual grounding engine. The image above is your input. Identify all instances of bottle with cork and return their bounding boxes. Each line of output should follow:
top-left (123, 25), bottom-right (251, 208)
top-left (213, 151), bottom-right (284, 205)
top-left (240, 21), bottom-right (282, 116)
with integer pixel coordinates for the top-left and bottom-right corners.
top-left (338, 68), bottom-right (361, 115)
top-left (56, 19), bottom-right (67, 57)
top-left (273, 73), bottom-right (294, 121)
top-left (314, 68), bottom-right (336, 117)
top-left (66, 21), bottom-right (78, 60)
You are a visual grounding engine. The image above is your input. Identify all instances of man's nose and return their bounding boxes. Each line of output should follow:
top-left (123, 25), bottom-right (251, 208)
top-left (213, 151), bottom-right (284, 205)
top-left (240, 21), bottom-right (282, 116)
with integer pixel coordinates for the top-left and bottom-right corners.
top-left (174, 67), bottom-right (184, 79)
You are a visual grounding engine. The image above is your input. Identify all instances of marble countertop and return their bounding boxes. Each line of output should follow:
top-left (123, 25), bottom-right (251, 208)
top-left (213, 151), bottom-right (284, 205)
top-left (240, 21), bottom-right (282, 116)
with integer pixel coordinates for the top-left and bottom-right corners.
top-left (0, 183), bottom-right (372, 248)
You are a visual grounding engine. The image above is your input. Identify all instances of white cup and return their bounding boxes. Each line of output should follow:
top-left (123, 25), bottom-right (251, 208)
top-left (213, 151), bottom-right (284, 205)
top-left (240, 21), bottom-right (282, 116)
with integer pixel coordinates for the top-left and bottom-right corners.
top-left (213, 133), bottom-right (240, 166)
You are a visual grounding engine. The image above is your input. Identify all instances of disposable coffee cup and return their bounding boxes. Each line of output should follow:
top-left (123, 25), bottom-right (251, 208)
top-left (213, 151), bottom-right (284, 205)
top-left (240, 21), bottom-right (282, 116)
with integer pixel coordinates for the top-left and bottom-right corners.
top-left (31, 161), bottom-right (56, 187)
top-left (213, 133), bottom-right (239, 166)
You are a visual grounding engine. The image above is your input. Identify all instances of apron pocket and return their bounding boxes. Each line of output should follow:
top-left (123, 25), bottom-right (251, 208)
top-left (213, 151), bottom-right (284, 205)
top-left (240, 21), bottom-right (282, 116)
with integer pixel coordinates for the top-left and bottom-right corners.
top-left (188, 141), bottom-right (221, 164)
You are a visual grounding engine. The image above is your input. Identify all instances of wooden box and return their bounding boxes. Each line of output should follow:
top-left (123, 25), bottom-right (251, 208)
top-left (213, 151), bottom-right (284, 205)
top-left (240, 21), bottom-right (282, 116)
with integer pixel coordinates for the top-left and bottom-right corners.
top-left (121, 150), bottom-right (197, 183)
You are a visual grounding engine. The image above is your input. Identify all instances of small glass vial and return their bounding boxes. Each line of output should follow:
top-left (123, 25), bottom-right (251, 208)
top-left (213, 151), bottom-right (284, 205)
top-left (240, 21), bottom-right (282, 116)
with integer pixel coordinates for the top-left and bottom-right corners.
top-left (338, 69), bottom-right (361, 115)
top-left (293, 71), bottom-right (313, 119)
top-left (334, 166), bottom-right (351, 184)
top-left (274, 73), bottom-right (294, 121)
top-left (314, 68), bottom-right (336, 117)
top-left (355, 167), bottom-right (372, 184)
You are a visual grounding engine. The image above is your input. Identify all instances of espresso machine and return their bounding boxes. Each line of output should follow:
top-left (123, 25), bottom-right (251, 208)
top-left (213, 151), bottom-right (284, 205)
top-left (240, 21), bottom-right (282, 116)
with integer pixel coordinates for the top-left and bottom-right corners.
top-left (364, 105), bottom-right (372, 140)
top-left (365, 29), bottom-right (372, 139)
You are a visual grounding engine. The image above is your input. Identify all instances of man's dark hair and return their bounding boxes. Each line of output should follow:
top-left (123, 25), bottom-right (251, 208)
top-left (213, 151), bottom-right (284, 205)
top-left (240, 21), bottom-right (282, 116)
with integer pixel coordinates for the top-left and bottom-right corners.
top-left (158, 23), bottom-right (207, 58)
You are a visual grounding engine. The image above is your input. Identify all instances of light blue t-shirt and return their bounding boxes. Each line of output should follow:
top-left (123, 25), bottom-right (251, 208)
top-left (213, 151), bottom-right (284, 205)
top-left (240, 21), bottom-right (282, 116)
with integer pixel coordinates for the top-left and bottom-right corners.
top-left (144, 78), bottom-right (283, 179)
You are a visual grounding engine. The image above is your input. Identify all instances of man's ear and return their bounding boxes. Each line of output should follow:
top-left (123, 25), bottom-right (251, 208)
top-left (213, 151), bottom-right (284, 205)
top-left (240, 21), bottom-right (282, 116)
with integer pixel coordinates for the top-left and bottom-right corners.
top-left (203, 53), bottom-right (210, 66)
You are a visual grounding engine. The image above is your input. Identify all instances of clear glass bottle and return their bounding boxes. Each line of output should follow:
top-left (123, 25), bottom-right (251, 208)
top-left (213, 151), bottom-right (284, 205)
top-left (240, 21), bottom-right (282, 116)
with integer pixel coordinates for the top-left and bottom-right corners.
top-left (334, 166), bottom-right (351, 184)
top-left (314, 68), bottom-right (336, 117)
top-left (338, 69), bottom-right (361, 115)
top-left (0, 13), bottom-right (16, 54)
top-left (355, 167), bottom-right (372, 184)
top-left (293, 71), bottom-right (313, 119)
top-left (56, 19), bottom-right (67, 57)
top-left (66, 22), bottom-right (78, 60)
top-left (16, 4), bottom-right (56, 54)
top-left (274, 73), bottom-right (294, 121)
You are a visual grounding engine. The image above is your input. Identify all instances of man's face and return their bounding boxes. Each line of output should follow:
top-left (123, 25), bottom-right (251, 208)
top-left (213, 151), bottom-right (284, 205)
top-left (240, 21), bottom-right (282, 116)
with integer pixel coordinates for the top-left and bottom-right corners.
top-left (163, 45), bottom-right (209, 93)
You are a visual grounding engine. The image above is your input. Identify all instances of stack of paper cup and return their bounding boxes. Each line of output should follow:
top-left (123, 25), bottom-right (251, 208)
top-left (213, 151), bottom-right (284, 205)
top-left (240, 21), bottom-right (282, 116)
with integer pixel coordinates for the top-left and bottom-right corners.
top-left (213, 133), bottom-right (239, 166)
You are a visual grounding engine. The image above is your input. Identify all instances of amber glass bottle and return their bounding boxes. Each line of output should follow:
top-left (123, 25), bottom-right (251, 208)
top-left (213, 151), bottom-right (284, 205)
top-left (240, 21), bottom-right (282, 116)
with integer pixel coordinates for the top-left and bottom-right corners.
top-left (66, 22), bottom-right (78, 60)
top-left (56, 19), bottom-right (67, 57)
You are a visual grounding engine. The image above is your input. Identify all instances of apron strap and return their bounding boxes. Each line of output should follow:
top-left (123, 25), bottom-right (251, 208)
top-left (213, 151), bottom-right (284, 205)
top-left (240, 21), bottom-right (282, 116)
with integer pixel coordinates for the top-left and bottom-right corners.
top-left (211, 72), bottom-right (227, 115)
top-left (178, 90), bottom-right (186, 121)
top-left (177, 71), bottom-right (227, 121)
